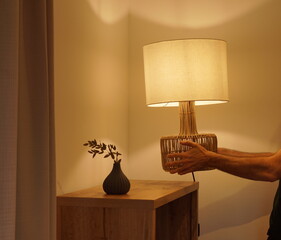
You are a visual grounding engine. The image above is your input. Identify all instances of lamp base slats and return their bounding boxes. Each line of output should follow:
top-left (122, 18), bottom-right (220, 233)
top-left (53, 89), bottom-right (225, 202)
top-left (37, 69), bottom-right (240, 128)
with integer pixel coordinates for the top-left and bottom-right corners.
top-left (160, 134), bottom-right (217, 171)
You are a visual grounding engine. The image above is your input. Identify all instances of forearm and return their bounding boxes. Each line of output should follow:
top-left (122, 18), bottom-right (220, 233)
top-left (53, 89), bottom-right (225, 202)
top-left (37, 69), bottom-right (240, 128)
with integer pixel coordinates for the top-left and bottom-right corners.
top-left (218, 148), bottom-right (274, 158)
top-left (167, 141), bottom-right (281, 181)
top-left (208, 151), bottom-right (278, 182)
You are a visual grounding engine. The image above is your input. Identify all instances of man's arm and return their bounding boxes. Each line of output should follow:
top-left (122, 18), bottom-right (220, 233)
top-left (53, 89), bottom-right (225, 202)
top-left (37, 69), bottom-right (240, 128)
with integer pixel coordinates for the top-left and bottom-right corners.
top-left (218, 148), bottom-right (274, 158)
top-left (166, 141), bottom-right (281, 182)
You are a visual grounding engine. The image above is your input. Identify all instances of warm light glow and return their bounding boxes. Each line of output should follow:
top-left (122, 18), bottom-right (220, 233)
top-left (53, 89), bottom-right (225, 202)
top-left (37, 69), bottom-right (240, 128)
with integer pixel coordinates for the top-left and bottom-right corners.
top-left (148, 100), bottom-right (228, 107)
top-left (87, 0), bottom-right (129, 24)
top-left (143, 39), bottom-right (229, 107)
top-left (131, 0), bottom-right (269, 29)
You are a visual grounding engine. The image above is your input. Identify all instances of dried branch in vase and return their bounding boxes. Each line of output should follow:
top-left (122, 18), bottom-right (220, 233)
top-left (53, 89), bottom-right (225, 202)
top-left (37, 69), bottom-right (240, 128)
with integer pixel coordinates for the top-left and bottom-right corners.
top-left (83, 139), bottom-right (122, 163)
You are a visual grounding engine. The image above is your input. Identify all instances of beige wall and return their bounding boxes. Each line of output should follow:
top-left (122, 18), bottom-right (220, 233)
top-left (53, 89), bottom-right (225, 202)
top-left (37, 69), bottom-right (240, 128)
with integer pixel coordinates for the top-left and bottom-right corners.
top-left (54, 0), bottom-right (129, 195)
top-left (54, 0), bottom-right (281, 239)
top-left (128, 0), bottom-right (281, 239)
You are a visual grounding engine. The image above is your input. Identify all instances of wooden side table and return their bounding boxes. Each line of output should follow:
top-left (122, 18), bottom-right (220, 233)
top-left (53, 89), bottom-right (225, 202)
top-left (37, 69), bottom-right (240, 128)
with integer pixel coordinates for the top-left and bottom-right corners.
top-left (57, 180), bottom-right (199, 240)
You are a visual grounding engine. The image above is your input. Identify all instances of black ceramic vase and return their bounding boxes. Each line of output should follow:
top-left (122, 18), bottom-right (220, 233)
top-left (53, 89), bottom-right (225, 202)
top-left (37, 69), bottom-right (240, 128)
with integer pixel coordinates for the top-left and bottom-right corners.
top-left (103, 161), bottom-right (130, 195)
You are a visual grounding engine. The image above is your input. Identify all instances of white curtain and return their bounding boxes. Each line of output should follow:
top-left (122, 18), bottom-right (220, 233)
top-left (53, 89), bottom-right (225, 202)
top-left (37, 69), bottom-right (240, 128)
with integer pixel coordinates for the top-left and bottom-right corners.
top-left (0, 0), bottom-right (56, 240)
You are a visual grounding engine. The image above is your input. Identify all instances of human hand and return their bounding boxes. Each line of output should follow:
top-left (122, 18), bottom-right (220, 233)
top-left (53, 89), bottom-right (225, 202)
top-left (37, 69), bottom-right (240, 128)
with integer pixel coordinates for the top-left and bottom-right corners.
top-left (165, 141), bottom-right (214, 175)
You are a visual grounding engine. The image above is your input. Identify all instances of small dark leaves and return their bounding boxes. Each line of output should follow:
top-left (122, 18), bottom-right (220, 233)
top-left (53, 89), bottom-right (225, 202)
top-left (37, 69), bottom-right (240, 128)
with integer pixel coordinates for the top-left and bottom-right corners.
top-left (84, 139), bottom-right (122, 162)
top-left (108, 146), bottom-right (112, 153)
top-left (102, 143), bottom-right (106, 151)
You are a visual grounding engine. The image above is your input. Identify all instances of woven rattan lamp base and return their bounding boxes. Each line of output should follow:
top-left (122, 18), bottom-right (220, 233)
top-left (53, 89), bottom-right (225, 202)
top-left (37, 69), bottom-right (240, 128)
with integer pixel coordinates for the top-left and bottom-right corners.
top-left (160, 133), bottom-right (217, 171)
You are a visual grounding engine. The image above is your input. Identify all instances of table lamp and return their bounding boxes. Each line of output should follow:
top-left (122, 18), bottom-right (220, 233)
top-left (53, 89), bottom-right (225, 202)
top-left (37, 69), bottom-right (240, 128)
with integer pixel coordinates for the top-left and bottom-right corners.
top-left (143, 39), bottom-right (229, 171)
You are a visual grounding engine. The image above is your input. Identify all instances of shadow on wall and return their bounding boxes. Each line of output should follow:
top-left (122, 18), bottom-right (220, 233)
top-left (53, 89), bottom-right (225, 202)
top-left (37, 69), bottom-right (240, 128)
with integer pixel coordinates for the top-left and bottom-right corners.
top-left (200, 181), bottom-right (278, 235)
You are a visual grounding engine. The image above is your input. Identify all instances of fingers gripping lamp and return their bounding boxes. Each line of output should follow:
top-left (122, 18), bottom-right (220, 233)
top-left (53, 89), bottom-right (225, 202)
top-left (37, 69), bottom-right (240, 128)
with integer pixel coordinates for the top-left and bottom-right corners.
top-left (143, 39), bottom-right (229, 171)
